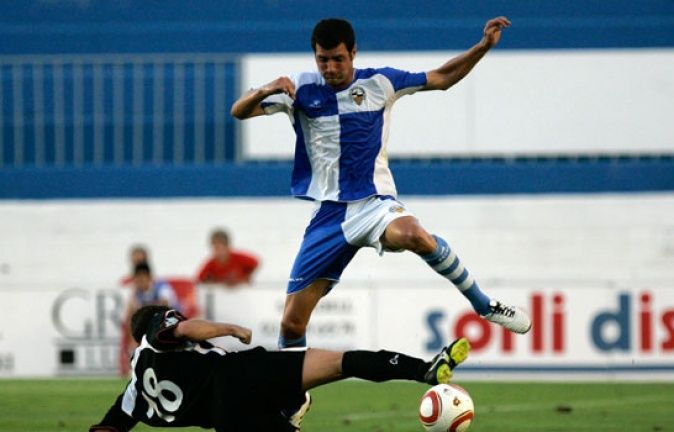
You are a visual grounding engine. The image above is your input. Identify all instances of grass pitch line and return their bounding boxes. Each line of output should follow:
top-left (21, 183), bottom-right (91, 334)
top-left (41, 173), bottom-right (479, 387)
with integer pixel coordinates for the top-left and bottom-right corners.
top-left (340, 394), bottom-right (670, 423)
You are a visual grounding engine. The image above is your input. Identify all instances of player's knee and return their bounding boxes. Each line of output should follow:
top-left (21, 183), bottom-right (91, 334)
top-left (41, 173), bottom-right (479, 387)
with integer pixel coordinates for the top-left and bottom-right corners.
top-left (281, 317), bottom-right (307, 339)
top-left (397, 227), bottom-right (435, 254)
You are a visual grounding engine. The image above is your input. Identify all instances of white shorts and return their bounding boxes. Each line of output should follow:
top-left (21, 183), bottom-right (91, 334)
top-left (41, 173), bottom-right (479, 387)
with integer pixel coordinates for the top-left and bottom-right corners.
top-left (287, 195), bottom-right (415, 293)
top-left (341, 195), bottom-right (415, 254)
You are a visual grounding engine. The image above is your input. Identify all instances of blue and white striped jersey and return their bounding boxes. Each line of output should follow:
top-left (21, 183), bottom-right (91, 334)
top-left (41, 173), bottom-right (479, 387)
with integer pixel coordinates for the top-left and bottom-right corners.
top-left (262, 67), bottom-right (427, 202)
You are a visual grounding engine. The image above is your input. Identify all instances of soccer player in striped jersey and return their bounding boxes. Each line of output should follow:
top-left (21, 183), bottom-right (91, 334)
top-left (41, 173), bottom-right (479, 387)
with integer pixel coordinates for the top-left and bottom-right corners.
top-left (89, 305), bottom-right (470, 432)
top-left (231, 16), bottom-right (531, 354)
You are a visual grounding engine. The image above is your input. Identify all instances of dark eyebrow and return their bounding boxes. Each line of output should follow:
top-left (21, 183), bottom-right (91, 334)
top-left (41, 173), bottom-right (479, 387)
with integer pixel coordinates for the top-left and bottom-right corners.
top-left (317, 54), bottom-right (345, 61)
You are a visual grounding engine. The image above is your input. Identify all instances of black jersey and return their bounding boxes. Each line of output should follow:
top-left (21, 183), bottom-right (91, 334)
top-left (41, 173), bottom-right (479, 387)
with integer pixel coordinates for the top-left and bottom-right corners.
top-left (91, 309), bottom-right (305, 432)
top-left (120, 309), bottom-right (226, 428)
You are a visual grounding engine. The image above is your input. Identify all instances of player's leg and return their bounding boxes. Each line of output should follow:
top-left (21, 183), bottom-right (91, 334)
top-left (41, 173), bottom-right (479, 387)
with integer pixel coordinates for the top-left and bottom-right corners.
top-left (382, 216), bottom-right (531, 334)
top-left (382, 216), bottom-right (491, 314)
top-left (300, 338), bottom-right (471, 390)
top-left (278, 202), bottom-right (360, 428)
top-left (279, 201), bottom-right (360, 349)
top-left (279, 279), bottom-right (331, 348)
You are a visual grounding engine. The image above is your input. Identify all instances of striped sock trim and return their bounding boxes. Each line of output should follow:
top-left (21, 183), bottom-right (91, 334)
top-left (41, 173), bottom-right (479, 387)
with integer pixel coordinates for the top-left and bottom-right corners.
top-left (422, 236), bottom-right (450, 267)
top-left (424, 235), bottom-right (475, 291)
top-left (423, 235), bottom-right (491, 315)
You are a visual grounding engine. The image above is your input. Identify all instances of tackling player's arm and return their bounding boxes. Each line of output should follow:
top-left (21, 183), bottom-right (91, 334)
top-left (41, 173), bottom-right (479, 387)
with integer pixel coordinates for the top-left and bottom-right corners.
top-left (90, 395), bottom-right (139, 432)
top-left (174, 319), bottom-right (252, 344)
top-left (231, 76), bottom-right (296, 119)
top-left (424, 16), bottom-right (510, 91)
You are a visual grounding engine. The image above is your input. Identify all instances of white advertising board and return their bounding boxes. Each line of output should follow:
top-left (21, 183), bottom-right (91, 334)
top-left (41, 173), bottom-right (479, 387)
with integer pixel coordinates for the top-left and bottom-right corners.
top-left (373, 283), bottom-right (674, 380)
top-left (201, 285), bottom-right (375, 352)
top-left (240, 49), bottom-right (674, 158)
top-left (0, 287), bottom-right (127, 377)
top-left (1, 282), bottom-right (672, 380)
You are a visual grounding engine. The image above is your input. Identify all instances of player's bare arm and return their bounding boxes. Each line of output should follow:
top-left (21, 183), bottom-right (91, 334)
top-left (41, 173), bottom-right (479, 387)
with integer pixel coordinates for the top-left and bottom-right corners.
top-left (174, 319), bottom-right (252, 344)
top-left (230, 76), bottom-right (296, 119)
top-left (424, 16), bottom-right (510, 91)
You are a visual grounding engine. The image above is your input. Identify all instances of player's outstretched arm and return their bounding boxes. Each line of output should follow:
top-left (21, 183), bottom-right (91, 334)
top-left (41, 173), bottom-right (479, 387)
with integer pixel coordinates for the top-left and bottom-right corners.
top-left (174, 318), bottom-right (252, 344)
top-left (90, 394), bottom-right (139, 432)
top-left (424, 16), bottom-right (510, 91)
top-left (231, 76), bottom-right (296, 119)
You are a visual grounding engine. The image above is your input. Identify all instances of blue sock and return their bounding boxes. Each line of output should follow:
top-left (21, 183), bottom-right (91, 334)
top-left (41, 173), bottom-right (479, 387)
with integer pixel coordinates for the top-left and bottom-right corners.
top-left (278, 334), bottom-right (307, 349)
top-left (421, 235), bottom-right (491, 315)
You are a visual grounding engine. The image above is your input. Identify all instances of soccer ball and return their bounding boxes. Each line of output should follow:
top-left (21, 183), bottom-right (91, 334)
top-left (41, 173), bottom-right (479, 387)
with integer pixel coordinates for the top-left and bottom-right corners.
top-left (419, 384), bottom-right (474, 432)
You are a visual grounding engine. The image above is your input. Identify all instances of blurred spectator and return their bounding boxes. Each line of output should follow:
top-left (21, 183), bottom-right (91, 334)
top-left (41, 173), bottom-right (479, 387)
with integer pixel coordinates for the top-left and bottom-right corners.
top-left (195, 229), bottom-right (259, 287)
top-left (128, 262), bottom-right (180, 312)
top-left (119, 244), bottom-right (150, 286)
top-left (119, 262), bottom-right (181, 375)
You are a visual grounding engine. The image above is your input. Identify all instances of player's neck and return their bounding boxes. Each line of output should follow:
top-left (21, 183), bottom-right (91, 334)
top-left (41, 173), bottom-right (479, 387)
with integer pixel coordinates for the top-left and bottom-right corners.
top-left (328, 69), bottom-right (356, 91)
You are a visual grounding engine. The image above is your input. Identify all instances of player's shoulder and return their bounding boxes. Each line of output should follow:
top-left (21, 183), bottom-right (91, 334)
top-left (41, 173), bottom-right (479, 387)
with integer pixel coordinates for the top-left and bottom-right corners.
top-left (357, 67), bottom-right (409, 80)
top-left (357, 67), bottom-right (427, 93)
top-left (290, 71), bottom-right (323, 88)
top-left (145, 309), bottom-right (188, 350)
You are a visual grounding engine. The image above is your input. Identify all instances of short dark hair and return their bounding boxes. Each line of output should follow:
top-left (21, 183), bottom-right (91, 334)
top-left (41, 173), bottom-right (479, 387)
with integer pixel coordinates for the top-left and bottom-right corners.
top-left (133, 262), bottom-right (152, 276)
top-left (311, 18), bottom-right (355, 52)
top-left (131, 305), bottom-right (170, 343)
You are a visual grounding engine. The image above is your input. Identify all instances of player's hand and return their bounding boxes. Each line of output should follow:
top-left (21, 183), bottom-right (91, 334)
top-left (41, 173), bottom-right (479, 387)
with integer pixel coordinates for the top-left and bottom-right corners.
top-left (261, 76), bottom-right (296, 99)
top-left (482, 16), bottom-right (511, 49)
top-left (232, 325), bottom-right (252, 344)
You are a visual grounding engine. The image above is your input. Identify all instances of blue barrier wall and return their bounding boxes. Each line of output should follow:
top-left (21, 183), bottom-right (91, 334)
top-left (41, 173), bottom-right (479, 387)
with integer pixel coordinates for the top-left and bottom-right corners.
top-left (2, 157), bottom-right (674, 199)
top-left (1, 0), bottom-right (673, 53)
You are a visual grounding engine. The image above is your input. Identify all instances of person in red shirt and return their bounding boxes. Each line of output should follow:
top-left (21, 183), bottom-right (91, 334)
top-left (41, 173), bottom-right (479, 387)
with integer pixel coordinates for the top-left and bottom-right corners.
top-left (195, 229), bottom-right (259, 286)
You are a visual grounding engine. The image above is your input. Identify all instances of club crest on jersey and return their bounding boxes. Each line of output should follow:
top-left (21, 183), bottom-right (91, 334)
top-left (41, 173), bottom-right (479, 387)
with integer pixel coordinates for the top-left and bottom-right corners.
top-left (351, 86), bottom-right (366, 105)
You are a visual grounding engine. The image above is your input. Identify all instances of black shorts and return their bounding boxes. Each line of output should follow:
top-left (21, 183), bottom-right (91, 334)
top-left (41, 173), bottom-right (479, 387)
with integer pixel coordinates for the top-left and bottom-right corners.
top-left (212, 347), bottom-right (306, 432)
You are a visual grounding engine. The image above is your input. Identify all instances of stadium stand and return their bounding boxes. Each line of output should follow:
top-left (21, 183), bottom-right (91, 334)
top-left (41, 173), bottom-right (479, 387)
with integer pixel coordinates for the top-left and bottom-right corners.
top-left (1, 0), bottom-right (673, 198)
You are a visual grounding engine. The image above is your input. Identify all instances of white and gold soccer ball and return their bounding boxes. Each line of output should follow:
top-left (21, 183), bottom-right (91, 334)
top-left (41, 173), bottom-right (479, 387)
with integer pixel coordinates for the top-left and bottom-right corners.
top-left (419, 384), bottom-right (474, 432)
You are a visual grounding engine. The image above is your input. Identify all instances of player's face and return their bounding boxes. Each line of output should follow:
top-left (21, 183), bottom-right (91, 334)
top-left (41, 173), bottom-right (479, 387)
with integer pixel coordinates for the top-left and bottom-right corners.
top-left (315, 42), bottom-right (355, 89)
top-left (212, 240), bottom-right (230, 262)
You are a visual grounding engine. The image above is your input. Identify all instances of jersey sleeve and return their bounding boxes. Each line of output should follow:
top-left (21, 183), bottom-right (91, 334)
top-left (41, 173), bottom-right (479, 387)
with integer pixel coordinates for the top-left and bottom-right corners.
top-left (261, 93), bottom-right (294, 115)
top-left (89, 394), bottom-right (139, 432)
top-left (260, 73), bottom-right (302, 116)
top-left (378, 67), bottom-right (427, 99)
top-left (145, 309), bottom-right (188, 350)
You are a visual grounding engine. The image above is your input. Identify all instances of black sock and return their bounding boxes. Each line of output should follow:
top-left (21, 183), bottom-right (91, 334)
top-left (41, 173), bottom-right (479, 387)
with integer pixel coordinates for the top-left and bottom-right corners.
top-left (342, 350), bottom-right (430, 383)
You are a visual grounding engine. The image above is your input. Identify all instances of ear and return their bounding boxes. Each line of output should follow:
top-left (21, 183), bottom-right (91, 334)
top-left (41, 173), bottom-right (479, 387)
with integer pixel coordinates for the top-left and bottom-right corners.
top-left (351, 44), bottom-right (357, 60)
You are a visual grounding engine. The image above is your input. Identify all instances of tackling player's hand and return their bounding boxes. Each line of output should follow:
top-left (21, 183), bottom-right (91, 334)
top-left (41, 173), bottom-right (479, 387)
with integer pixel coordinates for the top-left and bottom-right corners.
top-left (482, 16), bottom-right (511, 49)
top-left (233, 325), bottom-right (252, 344)
top-left (262, 76), bottom-right (296, 99)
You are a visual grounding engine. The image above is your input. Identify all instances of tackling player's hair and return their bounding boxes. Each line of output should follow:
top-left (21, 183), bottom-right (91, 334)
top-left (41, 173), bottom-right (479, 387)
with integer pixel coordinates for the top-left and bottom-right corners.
top-left (311, 18), bottom-right (355, 52)
top-left (131, 305), bottom-right (170, 343)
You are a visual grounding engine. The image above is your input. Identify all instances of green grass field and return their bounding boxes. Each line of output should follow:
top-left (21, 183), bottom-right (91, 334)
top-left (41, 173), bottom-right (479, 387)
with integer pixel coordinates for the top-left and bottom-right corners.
top-left (0, 379), bottom-right (672, 431)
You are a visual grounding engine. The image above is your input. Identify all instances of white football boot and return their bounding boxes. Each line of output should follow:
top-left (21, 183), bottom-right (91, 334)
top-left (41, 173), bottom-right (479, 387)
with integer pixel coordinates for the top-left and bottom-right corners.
top-left (482, 300), bottom-right (532, 334)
